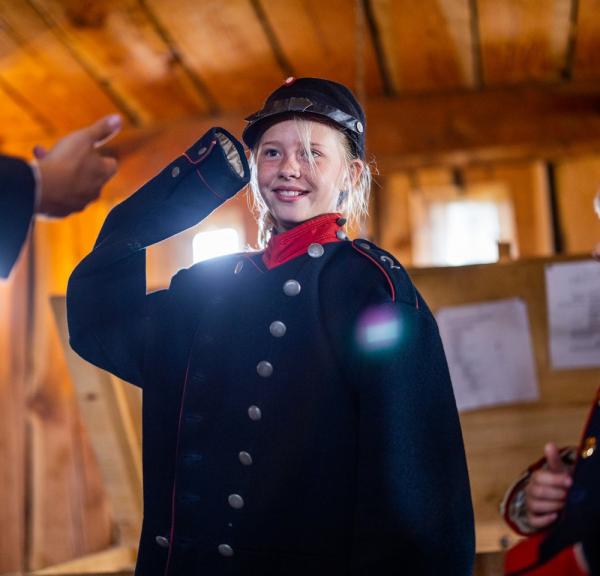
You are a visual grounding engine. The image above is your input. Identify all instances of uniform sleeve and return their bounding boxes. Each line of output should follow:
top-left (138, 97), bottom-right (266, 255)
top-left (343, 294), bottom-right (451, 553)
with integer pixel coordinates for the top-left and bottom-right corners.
top-left (0, 155), bottom-right (35, 278)
top-left (66, 128), bottom-right (249, 386)
top-left (504, 533), bottom-right (588, 575)
top-left (322, 245), bottom-right (475, 575)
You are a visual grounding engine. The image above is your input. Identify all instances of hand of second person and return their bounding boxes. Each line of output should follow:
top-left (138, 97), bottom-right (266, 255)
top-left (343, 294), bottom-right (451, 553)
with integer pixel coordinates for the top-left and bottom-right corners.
top-left (525, 442), bottom-right (573, 529)
top-left (36, 114), bottom-right (121, 217)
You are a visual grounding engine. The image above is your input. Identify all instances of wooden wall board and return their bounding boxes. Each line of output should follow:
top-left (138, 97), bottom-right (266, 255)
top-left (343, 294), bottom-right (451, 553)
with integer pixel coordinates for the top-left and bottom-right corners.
top-left (0, 1), bottom-right (117, 134)
top-left (144, 0), bottom-right (286, 111)
top-left (573, 0), bottom-right (600, 80)
top-left (27, 234), bottom-right (113, 570)
top-left (477, 0), bottom-right (572, 85)
top-left (259, 0), bottom-right (383, 98)
top-left (370, 0), bottom-right (475, 93)
top-left (378, 173), bottom-right (413, 265)
top-left (32, 546), bottom-right (136, 575)
top-left (51, 297), bottom-right (143, 550)
top-left (0, 248), bottom-right (29, 573)
top-left (409, 254), bottom-right (600, 551)
top-left (554, 153), bottom-right (600, 253)
top-left (27, 0), bottom-right (211, 125)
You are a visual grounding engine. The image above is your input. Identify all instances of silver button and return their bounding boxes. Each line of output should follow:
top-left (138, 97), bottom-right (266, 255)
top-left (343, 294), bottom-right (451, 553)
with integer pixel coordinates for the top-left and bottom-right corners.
top-left (198, 146), bottom-right (207, 156)
top-left (234, 260), bottom-right (244, 274)
top-left (308, 243), bottom-right (324, 258)
top-left (256, 360), bottom-right (273, 378)
top-left (228, 494), bottom-right (244, 509)
top-left (269, 320), bottom-right (287, 338)
top-left (336, 230), bottom-right (347, 240)
top-left (171, 166), bottom-right (180, 178)
top-left (356, 120), bottom-right (364, 133)
top-left (238, 451), bottom-right (253, 466)
top-left (218, 544), bottom-right (234, 557)
top-left (248, 405), bottom-right (262, 421)
top-left (283, 279), bottom-right (301, 296)
top-left (358, 241), bottom-right (370, 250)
top-left (155, 535), bottom-right (169, 548)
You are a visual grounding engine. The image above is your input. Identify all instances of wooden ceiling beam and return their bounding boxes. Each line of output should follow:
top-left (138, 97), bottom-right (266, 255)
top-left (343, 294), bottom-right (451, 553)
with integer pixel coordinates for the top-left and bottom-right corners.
top-left (367, 81), bottom-right (600, 169)
top-left (4, 82), bottom-right (600, 196)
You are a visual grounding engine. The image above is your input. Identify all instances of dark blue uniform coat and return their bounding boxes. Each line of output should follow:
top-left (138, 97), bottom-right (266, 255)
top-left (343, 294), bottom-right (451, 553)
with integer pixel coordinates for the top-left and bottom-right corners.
top-left (67, 128), bottom-right (474, 575)
top-left (0, 155), bottom-right (35, 278)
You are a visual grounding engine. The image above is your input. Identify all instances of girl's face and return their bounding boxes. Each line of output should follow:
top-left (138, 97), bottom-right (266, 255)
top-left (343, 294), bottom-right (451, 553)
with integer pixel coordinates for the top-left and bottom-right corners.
top-left (256, 119), bottom-right (350, 232)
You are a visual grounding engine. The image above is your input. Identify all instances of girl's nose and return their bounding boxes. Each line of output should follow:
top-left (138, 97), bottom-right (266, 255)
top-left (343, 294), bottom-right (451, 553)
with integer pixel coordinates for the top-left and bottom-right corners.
top-left (279, 154), bottom-right (301, 178)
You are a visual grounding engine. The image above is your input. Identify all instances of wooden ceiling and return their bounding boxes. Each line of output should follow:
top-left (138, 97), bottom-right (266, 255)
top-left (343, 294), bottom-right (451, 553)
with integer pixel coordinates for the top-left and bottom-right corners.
top-left (1, 0), bottom-right (600, 165)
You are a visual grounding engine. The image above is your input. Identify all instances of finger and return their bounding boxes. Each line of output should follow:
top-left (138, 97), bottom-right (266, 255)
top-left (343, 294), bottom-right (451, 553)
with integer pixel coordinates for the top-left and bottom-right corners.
top-left (544, 443), bottom-right (566, 473)
top-left (527, 498), bottom-right (567, 514)
top-left (85, 114), bottom-right (122, 148)
top-left (527, 513), bottom-right (558, 529)
top-left (530, 469), bottom-right (572, 488)
top-left (526, 483), bottom-right (569, 501)
top-left (33, 145), bottom-right (48, 160)
top-left (101, 156), bottom-right (118, 178)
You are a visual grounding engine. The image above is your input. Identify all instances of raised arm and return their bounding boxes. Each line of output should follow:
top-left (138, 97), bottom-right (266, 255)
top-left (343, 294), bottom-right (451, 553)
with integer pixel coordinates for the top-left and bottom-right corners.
top-left (67, 128), bottom-right (249, 386)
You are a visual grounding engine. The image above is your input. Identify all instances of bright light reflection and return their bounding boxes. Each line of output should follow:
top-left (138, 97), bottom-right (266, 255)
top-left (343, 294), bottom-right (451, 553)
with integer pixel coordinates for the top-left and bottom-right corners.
top-left (193, 228), bottom-right (240, 263)
top-left (356, 305), bottom-right (401, 353)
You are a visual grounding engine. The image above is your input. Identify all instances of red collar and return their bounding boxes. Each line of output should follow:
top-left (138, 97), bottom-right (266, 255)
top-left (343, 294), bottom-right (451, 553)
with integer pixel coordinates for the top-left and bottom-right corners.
top-left (262, 213), bottom-right (346, 270)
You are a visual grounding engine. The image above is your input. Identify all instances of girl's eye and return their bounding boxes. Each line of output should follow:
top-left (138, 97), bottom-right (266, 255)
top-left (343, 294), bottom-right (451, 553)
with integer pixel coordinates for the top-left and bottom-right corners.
top-left (300, 149), bottom-right (321, 159)
top-left (263, 148), bottom-right (280, 158)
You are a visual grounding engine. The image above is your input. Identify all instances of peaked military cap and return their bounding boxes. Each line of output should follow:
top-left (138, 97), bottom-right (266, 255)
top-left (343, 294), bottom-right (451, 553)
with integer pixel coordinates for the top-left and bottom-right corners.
top-left (243, 76), bottom-right (366, 159)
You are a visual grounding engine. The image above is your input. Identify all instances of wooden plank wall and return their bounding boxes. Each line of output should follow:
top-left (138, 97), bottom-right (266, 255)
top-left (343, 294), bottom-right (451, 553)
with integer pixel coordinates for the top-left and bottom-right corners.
top-left (0, 248), bottom-right (29, 572)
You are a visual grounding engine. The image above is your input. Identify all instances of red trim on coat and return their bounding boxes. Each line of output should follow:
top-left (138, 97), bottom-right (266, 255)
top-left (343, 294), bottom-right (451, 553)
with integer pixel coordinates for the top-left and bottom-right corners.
top-left (351, 242), bottom-right (396, 303)
top-left (163, 335), bottom-right (199, 576)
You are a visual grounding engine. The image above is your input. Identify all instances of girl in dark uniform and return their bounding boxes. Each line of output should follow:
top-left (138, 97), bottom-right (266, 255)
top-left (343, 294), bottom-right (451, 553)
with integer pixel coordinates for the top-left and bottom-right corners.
top-left (67, 77), bottom-right (474, 575)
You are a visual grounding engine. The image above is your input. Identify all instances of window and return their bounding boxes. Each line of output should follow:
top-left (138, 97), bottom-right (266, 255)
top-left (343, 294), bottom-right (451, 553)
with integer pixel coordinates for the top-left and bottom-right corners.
top-left (411, 183), bottom-right (517, 267)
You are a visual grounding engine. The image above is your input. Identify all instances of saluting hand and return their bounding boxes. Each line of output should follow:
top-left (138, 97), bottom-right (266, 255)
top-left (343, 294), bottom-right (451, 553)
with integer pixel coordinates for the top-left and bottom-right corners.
top-left (525, 442), bottom-right (573, 530)
top-left (35, 114), bottom-right (122, 217)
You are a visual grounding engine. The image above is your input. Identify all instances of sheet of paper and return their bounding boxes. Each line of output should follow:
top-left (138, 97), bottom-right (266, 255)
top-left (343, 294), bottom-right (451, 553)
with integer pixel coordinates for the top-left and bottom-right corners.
top-left (436, 298), bottom-right (539, 412)
top-left (545, 260), bottom-right (600, 369)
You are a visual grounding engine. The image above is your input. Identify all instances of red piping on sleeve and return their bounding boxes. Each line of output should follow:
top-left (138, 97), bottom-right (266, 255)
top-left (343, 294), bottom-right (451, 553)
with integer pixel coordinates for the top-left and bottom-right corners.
top-left (183, 140), bottom-right (217, 165)
top-left (351, 243), bottom-right (396, 302)
top-left (194, 168), bottom-right (225, 200)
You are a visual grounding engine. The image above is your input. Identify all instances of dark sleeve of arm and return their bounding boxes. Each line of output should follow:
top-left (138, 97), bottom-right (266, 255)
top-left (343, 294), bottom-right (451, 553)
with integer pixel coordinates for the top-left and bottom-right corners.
top-left (322, 258), bottom-right (474, 575)
top-left (350, 293), bottom-right (474, 574)
top-left (0, 155), bottom-right (35, 278)
top-left (66, 128), bottom-right (249, 387)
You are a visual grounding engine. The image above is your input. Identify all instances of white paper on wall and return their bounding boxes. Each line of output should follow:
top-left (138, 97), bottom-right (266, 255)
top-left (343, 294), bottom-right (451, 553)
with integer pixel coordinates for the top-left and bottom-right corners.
top-left (436, 298), bottom-right (539, 412)
top-left (545, 260), bottom-right (600, 369)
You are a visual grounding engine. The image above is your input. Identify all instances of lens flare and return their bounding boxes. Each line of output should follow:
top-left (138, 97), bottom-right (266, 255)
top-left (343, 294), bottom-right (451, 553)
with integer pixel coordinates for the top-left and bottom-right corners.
top-left (355, 305), bottom-right (402, 354)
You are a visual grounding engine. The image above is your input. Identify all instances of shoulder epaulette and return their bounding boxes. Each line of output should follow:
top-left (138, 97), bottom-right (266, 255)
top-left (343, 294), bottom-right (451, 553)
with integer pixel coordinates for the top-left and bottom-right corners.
top-left (351, 239), bottom-right (419, 308)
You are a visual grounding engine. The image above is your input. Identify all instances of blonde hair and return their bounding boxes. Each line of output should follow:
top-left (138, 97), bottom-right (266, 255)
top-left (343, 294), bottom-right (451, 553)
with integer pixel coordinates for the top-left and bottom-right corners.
top-left (249, 116), bottom-right (372, 247)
